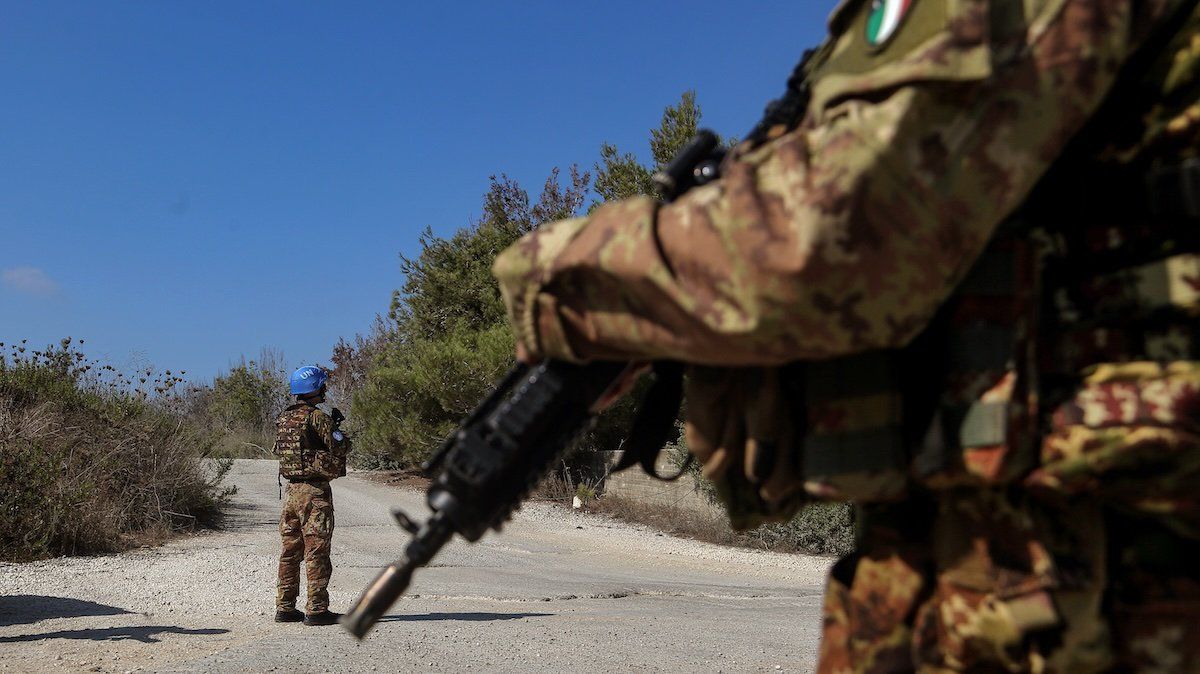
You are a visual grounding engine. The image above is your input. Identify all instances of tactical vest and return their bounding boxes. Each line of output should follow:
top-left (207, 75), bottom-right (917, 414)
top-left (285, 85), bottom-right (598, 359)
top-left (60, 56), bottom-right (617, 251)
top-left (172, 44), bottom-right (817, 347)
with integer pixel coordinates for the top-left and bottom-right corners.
top-left (275, 403), bottom-right (344, 481)
top-left (801, 6), bottom-right (1200, 535)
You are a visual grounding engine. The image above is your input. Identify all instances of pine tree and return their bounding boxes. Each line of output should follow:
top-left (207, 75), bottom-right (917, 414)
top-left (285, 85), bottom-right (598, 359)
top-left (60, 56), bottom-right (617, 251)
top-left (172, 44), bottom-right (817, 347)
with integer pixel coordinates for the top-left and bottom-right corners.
top-left (591, 90), bottom-right (705, 210)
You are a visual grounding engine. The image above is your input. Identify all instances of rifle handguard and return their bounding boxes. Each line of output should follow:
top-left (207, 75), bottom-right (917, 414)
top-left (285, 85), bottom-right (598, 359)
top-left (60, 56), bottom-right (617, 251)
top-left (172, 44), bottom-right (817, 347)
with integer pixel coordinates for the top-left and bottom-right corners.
top-left (342, 360), bottom-right (626, 639)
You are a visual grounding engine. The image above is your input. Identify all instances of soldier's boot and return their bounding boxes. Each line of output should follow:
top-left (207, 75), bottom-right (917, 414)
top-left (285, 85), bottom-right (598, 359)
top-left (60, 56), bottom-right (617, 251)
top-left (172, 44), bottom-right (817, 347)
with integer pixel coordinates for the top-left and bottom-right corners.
top-left (303, 610), bottom-right (342, 626)
top-left (274, 608), bottom-right (304, 623)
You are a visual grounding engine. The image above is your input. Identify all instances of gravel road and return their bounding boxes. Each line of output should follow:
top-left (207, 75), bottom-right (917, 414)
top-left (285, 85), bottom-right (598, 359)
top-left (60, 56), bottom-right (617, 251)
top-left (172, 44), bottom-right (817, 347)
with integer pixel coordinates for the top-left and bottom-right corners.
top-left (0, 459), bottom-right (831, 673)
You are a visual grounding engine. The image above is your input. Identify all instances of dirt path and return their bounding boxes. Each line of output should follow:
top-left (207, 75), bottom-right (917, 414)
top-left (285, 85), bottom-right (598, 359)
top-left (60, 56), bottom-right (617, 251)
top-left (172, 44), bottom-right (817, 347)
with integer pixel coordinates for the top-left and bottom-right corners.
top-left (0, 459), bottom-right (831, 673)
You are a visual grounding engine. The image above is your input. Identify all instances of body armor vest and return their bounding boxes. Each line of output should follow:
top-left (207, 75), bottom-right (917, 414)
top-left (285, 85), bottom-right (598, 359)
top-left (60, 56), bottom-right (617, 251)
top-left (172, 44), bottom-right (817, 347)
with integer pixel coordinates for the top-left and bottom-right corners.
top-left (801, 6), bottom-right (1200, 534)
top-left (275, 403), bottom-right (345, 481)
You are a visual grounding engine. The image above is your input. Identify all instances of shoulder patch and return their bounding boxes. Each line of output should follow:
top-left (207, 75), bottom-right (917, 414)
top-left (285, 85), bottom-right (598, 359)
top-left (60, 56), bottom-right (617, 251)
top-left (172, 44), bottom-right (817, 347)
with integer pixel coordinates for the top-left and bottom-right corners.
top-left (866, 0), bottom-right (915, 49)
top-left (809, 0), bottom-right (991, 103)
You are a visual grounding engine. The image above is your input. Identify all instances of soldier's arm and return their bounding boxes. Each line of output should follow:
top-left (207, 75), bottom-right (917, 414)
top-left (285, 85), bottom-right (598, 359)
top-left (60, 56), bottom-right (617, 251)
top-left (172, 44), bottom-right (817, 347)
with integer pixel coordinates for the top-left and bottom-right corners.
top-left (494, 0), bottom-right (1156, 365)
top-left (332, 429), bottom-right (351, 458)
top-left (308, 409), bottom-right (336, 452)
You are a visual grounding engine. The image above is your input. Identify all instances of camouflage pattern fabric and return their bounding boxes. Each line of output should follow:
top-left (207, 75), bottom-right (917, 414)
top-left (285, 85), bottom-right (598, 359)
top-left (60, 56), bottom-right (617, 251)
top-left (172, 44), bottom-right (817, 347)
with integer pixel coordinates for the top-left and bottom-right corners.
top-left (273, 402), bottom-right (347, 482)
top-left (273, 404), bottom-right (313, 480)
top-left (492, 0), bottom-right (1200, 670)
top-left (1110, 527), bottom-right (1200, 673)
top-left (276, 480), bottom-right (334, 614)
top-left (310, 405), bottom-right (348, 481)
top-left (821, 494), bottom-right (1200, 672)
top-left (1029, 361), bottom-right (1200, 540)
top-left (328, 425), bottom-right (351, 479)
top-left (493, 0), bottom-right (1147, 367)
top-left (818, 501), bottom-right (932, 674)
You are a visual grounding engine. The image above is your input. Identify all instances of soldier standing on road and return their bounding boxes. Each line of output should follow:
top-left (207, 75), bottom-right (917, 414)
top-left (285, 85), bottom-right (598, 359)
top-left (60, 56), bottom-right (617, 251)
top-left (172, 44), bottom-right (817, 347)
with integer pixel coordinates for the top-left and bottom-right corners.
top-left (493, 0), bottom-right (1200, 670)
top-left (273, 365), bottom-right (350, 627)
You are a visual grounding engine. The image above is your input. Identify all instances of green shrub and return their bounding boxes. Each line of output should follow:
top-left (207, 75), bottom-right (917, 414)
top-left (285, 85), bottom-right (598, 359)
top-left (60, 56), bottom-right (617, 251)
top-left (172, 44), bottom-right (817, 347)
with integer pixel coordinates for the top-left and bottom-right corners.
top-left (353, 322), bottom-right (515, 467)
top-left (333, 94), bottom-right (714, 471)
top-left (343, 169), bottom-right (593, 468)
top-left (738, 502), bottom-right (856, 555)
top-left (193, 350), bottom-right (290, 459)
top-left (0, 340), bottom-right (231, 561)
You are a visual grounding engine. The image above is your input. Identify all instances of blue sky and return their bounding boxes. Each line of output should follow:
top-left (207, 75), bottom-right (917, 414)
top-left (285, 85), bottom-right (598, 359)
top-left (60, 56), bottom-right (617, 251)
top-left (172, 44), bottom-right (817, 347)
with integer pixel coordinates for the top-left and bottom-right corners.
top-left (1, 2), bottom-right (829, 382)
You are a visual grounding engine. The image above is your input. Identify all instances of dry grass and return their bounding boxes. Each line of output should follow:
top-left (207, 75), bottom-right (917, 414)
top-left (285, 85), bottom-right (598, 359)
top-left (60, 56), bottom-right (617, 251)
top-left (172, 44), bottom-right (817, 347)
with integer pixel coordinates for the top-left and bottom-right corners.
top-left (359, 467), bottom-right (432, 491)
top-left (207, 428), bottom-right (275, 459)
top-left (590, 494), bottom-right (731, 539)
top-left (589, 494), bottom-right (856, 556)
top-left (531, 471), bottom-right (575, 502)
top-left (0, 341), bottom-right (232, 561)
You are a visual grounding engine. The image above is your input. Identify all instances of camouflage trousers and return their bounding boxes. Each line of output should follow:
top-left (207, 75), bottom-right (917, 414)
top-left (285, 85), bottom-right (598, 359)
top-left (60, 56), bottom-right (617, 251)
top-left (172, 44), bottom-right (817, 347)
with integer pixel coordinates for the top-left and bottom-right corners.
top-left (276, 480), bottom-right (335, 614)
top-left (817, 491), bottom-right (1200, 673)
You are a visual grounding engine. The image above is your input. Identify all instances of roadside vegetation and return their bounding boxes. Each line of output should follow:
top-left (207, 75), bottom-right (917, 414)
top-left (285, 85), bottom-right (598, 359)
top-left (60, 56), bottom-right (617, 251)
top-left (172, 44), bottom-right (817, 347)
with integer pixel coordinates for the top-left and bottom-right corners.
top-left (0, 339), bottom-right (229, 560)
top-left (0, 339), bottom-right (294, 561)
top-left (328, 92), bottom-right (857, 557)
top-left (4, 96), bottom-right (854, 562)
top-left (330, 91), bottom-right (712, 469)
top-left (555, 438), bottom-right (855, 556)
top-left (186, 350), bottom-right (292, 460)
top-left (592, 495), bottom-right (856, 556)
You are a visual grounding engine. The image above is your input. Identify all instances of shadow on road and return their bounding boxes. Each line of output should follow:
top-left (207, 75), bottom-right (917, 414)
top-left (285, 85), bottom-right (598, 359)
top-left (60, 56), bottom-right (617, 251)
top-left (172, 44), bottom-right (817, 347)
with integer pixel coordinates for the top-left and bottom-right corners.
top-left (377, 612), bottom-right (552, 623)
top-left (216, 499), bottom-right (274, 530)
top-left (0, 625), bottom-right (230, 644)
top-left (0, 596), bottom-right (132, 628)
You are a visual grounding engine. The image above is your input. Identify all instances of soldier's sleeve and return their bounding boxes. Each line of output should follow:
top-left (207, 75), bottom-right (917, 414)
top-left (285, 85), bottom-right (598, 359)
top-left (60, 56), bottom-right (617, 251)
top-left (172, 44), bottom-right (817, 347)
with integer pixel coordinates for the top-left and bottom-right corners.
top-left (308, 409), bottom-right (336, 452)
top-left (332, 428), bottom-right (351, 458)
top-left (494, 0), bottom-right (1158, 365)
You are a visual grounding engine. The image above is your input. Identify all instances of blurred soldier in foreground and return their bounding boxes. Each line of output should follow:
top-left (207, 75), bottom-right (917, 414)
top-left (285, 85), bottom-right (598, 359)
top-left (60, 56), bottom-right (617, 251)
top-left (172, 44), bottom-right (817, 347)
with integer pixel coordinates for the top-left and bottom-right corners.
top-left (493, 0), bottom-right (1200, 670)
top-left (274, 365), bottom-right (350, 626)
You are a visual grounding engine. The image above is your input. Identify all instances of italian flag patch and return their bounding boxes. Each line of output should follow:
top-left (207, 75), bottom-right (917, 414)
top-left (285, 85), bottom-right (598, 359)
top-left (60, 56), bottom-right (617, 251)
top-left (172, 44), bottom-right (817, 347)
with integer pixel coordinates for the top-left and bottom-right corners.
top-left (866, 0), bottom-right (914, 48)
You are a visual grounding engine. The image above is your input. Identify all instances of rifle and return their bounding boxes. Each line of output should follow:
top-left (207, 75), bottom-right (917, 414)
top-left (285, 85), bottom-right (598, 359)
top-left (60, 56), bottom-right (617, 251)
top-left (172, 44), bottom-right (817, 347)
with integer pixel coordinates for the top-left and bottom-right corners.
top-left (330, 407), bottom-right (348, 443)
top-left (341, 130), bottom-right (726, 640)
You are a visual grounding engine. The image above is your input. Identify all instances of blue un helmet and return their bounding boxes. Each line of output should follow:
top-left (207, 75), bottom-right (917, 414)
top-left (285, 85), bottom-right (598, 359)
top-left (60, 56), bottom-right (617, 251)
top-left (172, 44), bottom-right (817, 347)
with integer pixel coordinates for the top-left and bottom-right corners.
top-left (289, 365), bottom-right (328, 396)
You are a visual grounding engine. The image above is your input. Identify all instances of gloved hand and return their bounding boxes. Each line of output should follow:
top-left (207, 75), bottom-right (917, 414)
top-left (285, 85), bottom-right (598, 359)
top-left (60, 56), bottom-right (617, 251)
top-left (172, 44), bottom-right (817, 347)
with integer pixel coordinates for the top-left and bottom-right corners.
top-left (684, 365), bottom-right (808, 529)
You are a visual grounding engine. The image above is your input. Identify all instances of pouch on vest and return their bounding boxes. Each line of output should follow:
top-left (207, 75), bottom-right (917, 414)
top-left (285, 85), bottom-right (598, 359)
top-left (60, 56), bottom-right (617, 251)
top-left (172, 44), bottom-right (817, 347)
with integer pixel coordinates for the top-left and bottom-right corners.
top-left (914, 237), bottom-right (1042, 489)
top-left (276, 405), bottom-right (344, 482)
top-left (912, 490), bottom-right (1078, 671)
top-left (800, 236), bottom-right (1042, 500)
top-left (1030, 189), bottom-right (1200, 536)
top-left (1029, 361), bottom-right (1200, 539)
top-left (311, 447), bottom-right (346, 482)
top-left (801, 351), bottom-right (908, 501)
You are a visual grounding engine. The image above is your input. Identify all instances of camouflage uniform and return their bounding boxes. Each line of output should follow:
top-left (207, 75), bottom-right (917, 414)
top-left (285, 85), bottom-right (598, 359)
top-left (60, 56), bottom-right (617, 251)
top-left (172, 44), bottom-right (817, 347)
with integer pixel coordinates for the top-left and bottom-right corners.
top-left (493, 0), bottom-right (1200, 670)
top-left (274, 402), bottom-right (349, 615)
